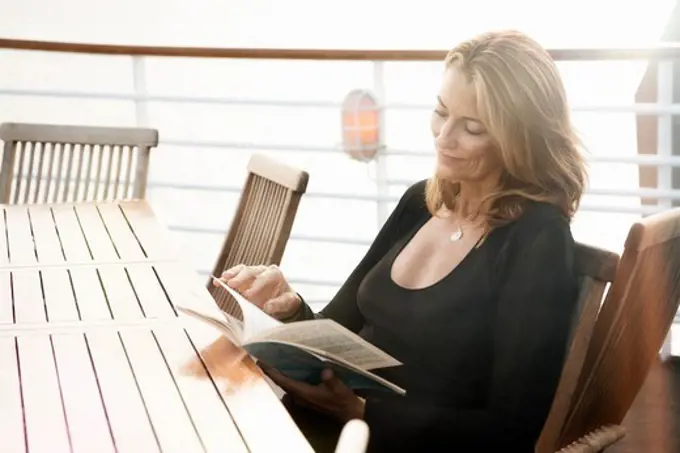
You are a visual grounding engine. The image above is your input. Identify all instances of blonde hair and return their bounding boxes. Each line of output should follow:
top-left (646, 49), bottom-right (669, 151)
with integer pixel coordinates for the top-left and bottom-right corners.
top-left (426, 30), bottom-right (587, 227)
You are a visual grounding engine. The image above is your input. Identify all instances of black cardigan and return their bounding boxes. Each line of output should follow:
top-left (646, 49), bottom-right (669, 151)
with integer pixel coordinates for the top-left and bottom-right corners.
top-left (294, 180), bottom-right (578, 452)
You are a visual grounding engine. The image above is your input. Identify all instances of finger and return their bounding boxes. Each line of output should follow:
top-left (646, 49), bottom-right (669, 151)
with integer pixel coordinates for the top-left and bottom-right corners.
top-left (263, 292), bottom-right (300, 318)
top-left (260, 364), bottom-right (315, 395)
top-left (218, 264), bottom-right (245, 284)
top-left (321, 369), bottom-right (351, 396)
top-left (291, 395), bottom-right (327, 413)
top-left (244, 267), bottom-right (282, 307)
top-left (227, 265), bottom-right (267, 292)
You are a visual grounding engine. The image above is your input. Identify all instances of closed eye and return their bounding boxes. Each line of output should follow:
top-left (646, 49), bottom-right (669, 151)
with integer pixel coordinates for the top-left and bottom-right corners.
top-left (465, 126), bottom-right (485, 135)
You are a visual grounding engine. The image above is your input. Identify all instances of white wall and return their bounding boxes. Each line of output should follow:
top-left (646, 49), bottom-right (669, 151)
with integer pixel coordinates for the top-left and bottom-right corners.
top-left (0, 0), bottom-right (676, 48)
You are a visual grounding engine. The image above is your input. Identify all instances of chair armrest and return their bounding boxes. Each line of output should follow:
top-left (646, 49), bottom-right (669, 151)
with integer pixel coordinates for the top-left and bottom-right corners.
top-left (556, 425), bottom-right (626, 452)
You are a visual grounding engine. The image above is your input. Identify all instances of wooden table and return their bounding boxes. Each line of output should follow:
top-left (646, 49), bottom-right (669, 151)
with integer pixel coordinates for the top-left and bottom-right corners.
top-left (0, 200), bottom-right (314, 453)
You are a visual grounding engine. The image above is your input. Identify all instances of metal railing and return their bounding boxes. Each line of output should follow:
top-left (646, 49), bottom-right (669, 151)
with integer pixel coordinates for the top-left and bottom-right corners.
top-left (1, 38), bottom-right (680, 310)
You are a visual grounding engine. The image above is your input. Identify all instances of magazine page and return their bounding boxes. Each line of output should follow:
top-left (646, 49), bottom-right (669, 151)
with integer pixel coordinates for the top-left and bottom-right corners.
top-left (251, 318), bottom-right (402, 371)
top-left (175, 305), bottom-right (244, 344)
top-left (211, 276), bottom-right (282, 340)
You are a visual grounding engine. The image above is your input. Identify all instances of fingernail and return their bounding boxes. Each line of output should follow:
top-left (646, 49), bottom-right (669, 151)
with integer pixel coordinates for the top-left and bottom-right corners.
top-left (322, 368), bottom-right (334, 380)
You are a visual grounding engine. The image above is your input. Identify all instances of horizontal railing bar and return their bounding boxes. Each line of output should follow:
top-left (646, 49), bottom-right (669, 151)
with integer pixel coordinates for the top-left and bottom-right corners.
top-left (158, 139), bottom-right (680, 165)
top-left (169, 225), bottom-right (374, 246)
top-left (2, 38), bottom-right (680, 61)
top-left (3, 87), bottom-right (680, 115)
top-left (148, 181), bottom-right (677, 209)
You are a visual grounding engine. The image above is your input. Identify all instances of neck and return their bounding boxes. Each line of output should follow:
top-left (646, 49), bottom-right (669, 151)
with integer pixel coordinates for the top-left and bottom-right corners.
top-left (456, 180), bottom-right (496, 219)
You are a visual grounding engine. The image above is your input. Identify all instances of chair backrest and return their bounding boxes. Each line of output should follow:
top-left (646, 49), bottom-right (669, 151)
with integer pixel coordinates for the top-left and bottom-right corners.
top-left (0, 122), bottom-right (158, 204)
top-left (207, 153), bottom-right (309, 317)
top-left (559, 207), bottom-right (680, 447)
top-left (535, 242), bottom-right (620, 453)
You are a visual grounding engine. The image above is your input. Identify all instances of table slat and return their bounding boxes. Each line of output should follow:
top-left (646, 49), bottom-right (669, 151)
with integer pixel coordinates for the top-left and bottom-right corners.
top-left (97, 203), bottom-right (146, 260)
top-left (0, 338), bottom-right (26, 453)
top-left (52, 333), bottom-right (116, 453)
top-left (119, 201), bottom-right (176, 260)
top-left (73, 204), bottom-right (119, 261)
top-left (12, 270), bottom-right (46, 324)
top-left (119, 329), bottom-right (205, 453)
top-left (98, 267), bottom-right (145, 321)
top-left (28, 205), bottom-right (65, 264)
top-left (42, 269), bottom-right (80, 322)
top-left (69, 268), bottom-right (114, 321)
top-left (51, 205), bottom-right (92, 262)
top-left (127, 264), bottom-right (177, 319)
top-left (18, 335), bottom-right (71, 453)
top-left (0, 272), bottom-right (12, 324)
top-left (86, 331), bottom-right (161, 453)
top-left (0, 207), bottom-right (9, 265)
top-left (5, 206), bottom-right (37, 265)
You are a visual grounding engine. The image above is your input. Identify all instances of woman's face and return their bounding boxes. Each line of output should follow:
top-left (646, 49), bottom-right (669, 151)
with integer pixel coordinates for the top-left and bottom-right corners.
top-left (431, 67), bottom-right (501, 187)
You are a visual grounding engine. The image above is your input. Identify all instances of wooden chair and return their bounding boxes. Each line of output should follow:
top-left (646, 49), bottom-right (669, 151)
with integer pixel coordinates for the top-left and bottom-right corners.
top-left (535, 243), bottom-right (620, 453)
top-left (207, 153), bottom-right (309, 317)
top-left (0, 122), bottom-right (158, 204)
top-left (555, 207), bottom-right (680, 452)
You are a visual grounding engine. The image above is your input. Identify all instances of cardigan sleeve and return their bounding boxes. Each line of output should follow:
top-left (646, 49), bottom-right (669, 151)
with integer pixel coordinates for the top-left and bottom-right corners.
top-left (291, 180), bottom-right (427, 332)
top-left (362, 216), bottom-right (578, 452)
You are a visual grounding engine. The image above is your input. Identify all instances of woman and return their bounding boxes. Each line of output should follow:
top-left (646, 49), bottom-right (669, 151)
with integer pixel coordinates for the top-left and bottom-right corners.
top-left (218, 30), bottom-right (586, 452)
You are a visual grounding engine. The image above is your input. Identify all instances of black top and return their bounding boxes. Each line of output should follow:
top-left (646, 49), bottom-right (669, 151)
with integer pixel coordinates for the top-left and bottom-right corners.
top-left (296, 180), bottom-right (578, 452)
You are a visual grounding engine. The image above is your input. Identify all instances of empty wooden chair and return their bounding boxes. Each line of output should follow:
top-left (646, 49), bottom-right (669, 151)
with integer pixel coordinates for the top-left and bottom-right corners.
top-left (0, 122), bottom-right (158, 204)
top-left (208, 153), bottom-right (309, 317)
top-left (555, 207), bottom-right (680, 452)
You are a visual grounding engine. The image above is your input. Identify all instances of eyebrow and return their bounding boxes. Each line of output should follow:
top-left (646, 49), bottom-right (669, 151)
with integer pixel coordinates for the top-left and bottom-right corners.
top-left (436, 96), bottom-right (481, 123)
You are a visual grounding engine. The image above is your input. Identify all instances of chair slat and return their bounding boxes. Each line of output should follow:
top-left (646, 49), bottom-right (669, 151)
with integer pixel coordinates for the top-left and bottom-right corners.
top-left (32, 142), bottom-right (45, 204)
top-left (62, 143), bottom-right (75, 202)
top-left (13, 142), bottom-right (26, 204)
top-left (0, 122), bottom-right (158, 204)
top-left (72, 144), bottom-right (85, 202)
top-left (23, 142), bottom-right (36, 204)
top-left (53, 142), bottom-right (66, 203)
top-left (123, 146), bottom-right (135, 199)
top-left (112, 145), bottom-right (124, 200)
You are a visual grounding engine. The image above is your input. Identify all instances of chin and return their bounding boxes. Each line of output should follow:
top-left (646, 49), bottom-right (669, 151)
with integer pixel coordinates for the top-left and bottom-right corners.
top-left (435, 163), bottom-right (462, 181)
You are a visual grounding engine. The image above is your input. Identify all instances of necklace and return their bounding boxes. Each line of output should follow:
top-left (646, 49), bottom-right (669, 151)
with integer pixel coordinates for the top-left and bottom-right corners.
top-left (450, 224), bottom-right (463, 242)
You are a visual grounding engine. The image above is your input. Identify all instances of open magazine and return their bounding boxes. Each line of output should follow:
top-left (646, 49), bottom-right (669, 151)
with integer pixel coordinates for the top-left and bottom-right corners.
top-left (176, 277), bottom-right (405, 395)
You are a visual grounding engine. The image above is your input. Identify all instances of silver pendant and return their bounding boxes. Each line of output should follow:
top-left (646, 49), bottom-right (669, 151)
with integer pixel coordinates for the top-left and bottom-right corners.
top-left (450, 227), bottom-right (463, 242)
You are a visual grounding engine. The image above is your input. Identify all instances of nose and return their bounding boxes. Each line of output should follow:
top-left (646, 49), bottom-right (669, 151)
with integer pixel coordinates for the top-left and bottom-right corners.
top-left (435, 133), bottom-right (457, 151)
top-left (434, 120), bottom-right (458, 150)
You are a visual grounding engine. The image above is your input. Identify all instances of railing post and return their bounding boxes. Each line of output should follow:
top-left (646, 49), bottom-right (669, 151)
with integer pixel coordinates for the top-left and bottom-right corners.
top-left (372, 61), bottom-right (389, 226)
top-left (657, 60), bottom-right (674, 360)
top-left (132, 56), bottom-right (150, 127)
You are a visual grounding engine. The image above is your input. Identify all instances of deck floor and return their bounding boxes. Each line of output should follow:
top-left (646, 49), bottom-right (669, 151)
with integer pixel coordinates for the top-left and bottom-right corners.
top-left (610, 356), bottom-right (680, 452)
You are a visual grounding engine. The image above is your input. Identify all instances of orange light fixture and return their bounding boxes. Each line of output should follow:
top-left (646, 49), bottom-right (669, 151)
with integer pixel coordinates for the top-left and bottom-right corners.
top-left (341, 89), bottom-right (381, 162)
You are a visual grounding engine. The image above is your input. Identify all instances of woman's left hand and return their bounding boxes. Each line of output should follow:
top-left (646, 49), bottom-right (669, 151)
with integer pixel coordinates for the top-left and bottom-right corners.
top-left (261, 365), bottom-right (366, 422)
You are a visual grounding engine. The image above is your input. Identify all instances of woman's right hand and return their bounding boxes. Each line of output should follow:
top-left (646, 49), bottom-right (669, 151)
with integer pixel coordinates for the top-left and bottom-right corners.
top-left (215, 264), bottom-right (302, 320)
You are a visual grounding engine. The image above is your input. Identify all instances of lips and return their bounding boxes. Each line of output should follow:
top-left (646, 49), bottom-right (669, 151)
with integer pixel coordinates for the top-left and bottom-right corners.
top-left (438, 152), bottom-right (465, 162)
